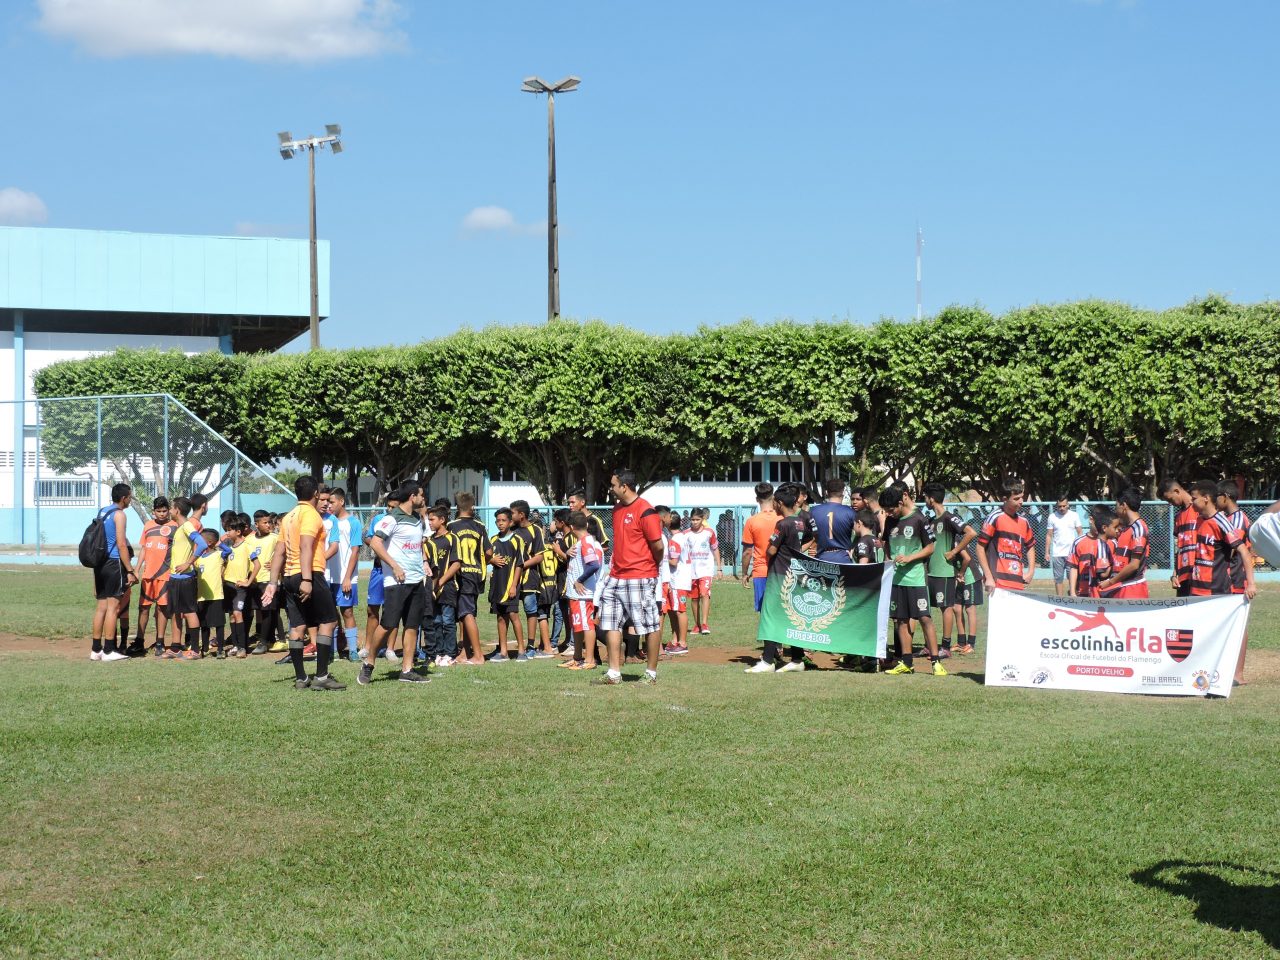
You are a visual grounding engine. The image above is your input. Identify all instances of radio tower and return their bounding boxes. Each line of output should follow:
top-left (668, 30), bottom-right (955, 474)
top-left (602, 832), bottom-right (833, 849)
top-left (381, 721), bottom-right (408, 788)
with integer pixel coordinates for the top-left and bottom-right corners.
top-left (915, 224), bottom-right (924, 321)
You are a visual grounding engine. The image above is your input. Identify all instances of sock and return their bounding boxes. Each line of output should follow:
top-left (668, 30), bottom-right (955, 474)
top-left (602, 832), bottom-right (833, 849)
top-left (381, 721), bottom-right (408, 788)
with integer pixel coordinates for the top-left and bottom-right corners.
top-left (91, 637), bottom-right (103, 653)
top-left (118, 622), bottom-right (129, 648)
top-left (607, 668), bottom-right (621, 680)
top-left (316, 635), bottom-right (333, 678)
top-left (645, 668), bottom-right (657, 679)
top-left (185, 626), bottom-right (199, 651)
top-left (902, 652), bottom-right (914, 667)
top-left (103, 632), bottom-right (117, 654)
top-left (344, 626), bottom-right (358, 655)
top-left (941, 636), bottom-right (952, 649)
top-left (215, 626), bottom-right (226, 651)
top-left (288, 640), bottom-right (307, 680)
top-left (199, 627), bottom-right (210, 655)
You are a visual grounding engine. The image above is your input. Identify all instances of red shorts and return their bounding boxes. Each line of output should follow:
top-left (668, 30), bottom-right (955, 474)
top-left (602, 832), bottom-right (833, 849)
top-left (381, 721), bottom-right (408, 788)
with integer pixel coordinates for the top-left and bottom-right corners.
top-left (664, 584), bottom-right (686, 613)
top-left (139, 578), bottom-right (169, 608)
top-left (689, 577), bottom-right (712, 599)
top-left (1107, 581), bottom-right (1149, 600)
top-left (569, 599), bottom-right (595, 633)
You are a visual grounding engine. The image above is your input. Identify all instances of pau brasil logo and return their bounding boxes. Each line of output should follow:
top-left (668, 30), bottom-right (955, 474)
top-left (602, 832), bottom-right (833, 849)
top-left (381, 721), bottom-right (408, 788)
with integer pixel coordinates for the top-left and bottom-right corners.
top-left (782, 563), bottom-right (845, 632)
top-left (1044, 607), bottom-right (1195, 663)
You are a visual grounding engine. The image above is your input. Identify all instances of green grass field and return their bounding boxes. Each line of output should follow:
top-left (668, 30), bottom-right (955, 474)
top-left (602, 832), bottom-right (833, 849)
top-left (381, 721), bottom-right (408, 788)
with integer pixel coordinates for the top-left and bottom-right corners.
top-left (1, 566), bottom-right (1278, 959)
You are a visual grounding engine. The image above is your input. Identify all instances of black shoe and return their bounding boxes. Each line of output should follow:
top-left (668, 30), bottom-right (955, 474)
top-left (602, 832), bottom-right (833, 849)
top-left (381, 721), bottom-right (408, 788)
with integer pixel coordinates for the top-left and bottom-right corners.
top-left (357, 663), bottom-right (374, 686)
top-left (310, 674), bottom-right (346, 691)
top-left (294, 677), bottom-right (311, 690)
top-left (275, 653), bottom-right (293, 665)
top-left (398, 670), bottom-right (430, 684)
top-left (124, 643), bottom-right (146, 658)
top-left (251, 642), bottom-right (270, 655)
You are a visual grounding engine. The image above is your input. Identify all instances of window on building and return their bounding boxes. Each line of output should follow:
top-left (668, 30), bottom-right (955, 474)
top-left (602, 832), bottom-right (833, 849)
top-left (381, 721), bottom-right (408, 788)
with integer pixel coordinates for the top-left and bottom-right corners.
top-left (37, 478), bottom-right (94, 502)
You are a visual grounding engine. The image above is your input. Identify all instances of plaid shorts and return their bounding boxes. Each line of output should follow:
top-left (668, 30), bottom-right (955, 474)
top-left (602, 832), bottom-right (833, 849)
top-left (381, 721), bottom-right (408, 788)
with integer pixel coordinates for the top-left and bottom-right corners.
top-left (598, 576), bottom-right (661, 635)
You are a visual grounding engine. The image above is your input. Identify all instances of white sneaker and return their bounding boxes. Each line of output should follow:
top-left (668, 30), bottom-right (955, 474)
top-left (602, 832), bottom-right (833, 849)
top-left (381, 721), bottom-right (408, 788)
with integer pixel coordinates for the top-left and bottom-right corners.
top-left (101, 650), bottom-right (129, 662)
top-left (89, 650), bottom-right (103, 661)
top-left (356, 647), bottom-right (368, 660)
top-left (383, 648), bottom-right (399, 661)
top-left (438, 656), bottom-right (454, 667)
top-left (777, 661), bottom-right (805, 673)
top-left (745, 660), bottom-right (775, 673)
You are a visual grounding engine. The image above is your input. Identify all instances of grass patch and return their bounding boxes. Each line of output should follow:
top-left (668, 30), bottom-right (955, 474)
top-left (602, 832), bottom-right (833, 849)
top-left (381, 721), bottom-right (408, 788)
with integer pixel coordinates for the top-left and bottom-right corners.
top-left (1, 568), bottom-right (1277, 958)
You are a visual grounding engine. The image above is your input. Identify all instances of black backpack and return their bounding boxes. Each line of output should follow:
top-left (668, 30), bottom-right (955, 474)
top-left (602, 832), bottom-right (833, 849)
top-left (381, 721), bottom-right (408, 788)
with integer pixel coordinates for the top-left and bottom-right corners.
top-left (78, 506), bottom-right (118, 568)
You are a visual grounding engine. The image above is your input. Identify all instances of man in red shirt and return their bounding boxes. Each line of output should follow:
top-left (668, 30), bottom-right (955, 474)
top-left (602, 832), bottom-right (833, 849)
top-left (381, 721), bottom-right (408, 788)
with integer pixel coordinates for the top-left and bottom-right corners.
top-left (1100, 489), bottom-right (1149, 599)
top-left (592, 468), bottom-right (665, 686)
top-left (976, 480), bottom-right (1035, 592)
top-left (1158, 479), bottom-right (1199, 598)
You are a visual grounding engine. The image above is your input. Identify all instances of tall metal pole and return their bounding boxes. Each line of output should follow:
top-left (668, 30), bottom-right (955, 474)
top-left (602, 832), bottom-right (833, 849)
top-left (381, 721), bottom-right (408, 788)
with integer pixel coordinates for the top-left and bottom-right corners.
top-left (308, 145), bottom-right (320, 350)
top-left (547, 93), bottom-right (559, 322)
top-left (915, 225), bottom-right (923, 321)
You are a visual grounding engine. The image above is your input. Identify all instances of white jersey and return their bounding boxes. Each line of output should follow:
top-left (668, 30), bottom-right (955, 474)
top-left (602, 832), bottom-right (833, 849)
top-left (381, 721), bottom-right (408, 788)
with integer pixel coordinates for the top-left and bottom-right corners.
top-left (668, 529), bottom-right (693, 592)
top-left (326, 513), bottom-right (363, 585)
top-left (684, 526), bottom-right (718, 579)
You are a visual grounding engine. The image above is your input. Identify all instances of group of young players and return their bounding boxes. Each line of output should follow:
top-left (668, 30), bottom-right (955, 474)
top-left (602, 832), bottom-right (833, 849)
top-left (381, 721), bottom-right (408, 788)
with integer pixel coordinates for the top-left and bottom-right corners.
top-left (85, 468), bottom-right (1265, 687)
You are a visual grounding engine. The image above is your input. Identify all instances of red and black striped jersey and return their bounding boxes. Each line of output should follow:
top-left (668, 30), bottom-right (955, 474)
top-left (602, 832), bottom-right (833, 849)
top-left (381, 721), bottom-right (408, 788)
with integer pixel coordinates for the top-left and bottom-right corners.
top-left (1066, 534), bottom-right (1112, 598)
top-left (1111, 517), bottom-right (1150, 587)
top-left (1190, 513), bottom-right (1245, 596)
top-left (1173, 505), bottom-right (1199, 585)
top-left (978, 508), bottom-right (1034, 590)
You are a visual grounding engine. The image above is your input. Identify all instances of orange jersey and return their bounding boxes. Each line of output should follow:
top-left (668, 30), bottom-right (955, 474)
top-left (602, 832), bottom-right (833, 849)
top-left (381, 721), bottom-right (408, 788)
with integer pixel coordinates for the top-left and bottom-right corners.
top-left (978, 508), bottom-right (1034, 590)
top-left (281, 503), bottom-right (327, 576)
top-left (740, 508), bottom-right (778, 578)
top-left (139, 519), bottom-right (177, 580)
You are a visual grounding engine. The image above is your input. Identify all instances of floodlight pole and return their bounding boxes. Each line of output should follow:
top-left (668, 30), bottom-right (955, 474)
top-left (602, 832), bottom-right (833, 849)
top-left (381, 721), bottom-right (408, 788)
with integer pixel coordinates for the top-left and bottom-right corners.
top-left (309, 146), bottom-right (319, 350)
top-left (547, 92), bottom-right (559, 323)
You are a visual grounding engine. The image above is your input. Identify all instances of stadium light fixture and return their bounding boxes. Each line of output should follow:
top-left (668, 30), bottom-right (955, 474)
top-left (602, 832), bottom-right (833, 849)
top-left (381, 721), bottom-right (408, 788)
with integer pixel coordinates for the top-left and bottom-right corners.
top-left (522, 75), bottom-right (581, 321)
top-left (275, 124), bottom-right (344, 350)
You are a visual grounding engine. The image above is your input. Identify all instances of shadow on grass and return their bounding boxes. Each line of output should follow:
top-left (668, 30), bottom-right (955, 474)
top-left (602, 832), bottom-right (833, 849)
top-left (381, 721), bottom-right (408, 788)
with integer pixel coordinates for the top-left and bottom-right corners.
top-left (1132, 860), bottom-right (1279, 948)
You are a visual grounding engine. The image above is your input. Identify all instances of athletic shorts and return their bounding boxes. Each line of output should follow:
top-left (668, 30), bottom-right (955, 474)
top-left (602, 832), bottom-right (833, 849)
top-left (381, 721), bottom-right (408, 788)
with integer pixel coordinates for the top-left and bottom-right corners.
top-left (223, 581), bottom-right (237, 606)
top-left (1175, 580), bottom-right (1193, 598)
top-left (1051, 556), bottom-right (1069, 584)
top-left (928, 576), bottom-right (959, 610)
top-left (569, 599), bottom-right (595, 633)
top-left (166, 576), bottom-right (199, 616)
top-left (665, 583), bottom-right (687, 614)
top-left (282, 573), bottom-right (339, 629)
top-left (229, 586), bottom-right (251, 615)
top-left (960, 581), bottom-right (984, 608)
top-left (367, 565), bottom-right (385, 607)
top-left (456, 591), bottom-right (478, 619)
top-left (599, 576), bottom-right (661, 635)
top-left (139, 577), bottom-right (168, 608)
top-left (93, 559), bottom-right (128, 600)
top-left (890, 584), bottom-right (930, 622)
top-left (380, 581), bottom-right (425, 631)
top-left (197, 598), bottom-right (225, 629)
top-left (254, 581), bottom-right (277, 611)
top-left (752, 576), bottom-right (768, 613)
top-left (688, 577), bottom-right (713, 599)
top-left (331, 580), bottom-right (359, 608)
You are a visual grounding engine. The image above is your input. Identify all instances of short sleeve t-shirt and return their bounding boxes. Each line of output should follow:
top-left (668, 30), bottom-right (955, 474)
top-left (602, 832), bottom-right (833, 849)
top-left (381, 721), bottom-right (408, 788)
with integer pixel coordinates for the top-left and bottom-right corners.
top-left (610, 496), bottom-right (663, 580)
top-left (447, 517), bottom-right (491, 595)
top-left (565, 533), bottom-right (605, 600)
top-left (139, 518), bottom-right (176, 579)
top-left (1047, 510), bottom-right (1084, 558)
top-left (169, 518), bottom-right (206, 579)
top-left (1173, 505), bottom-right (1200, 584)
top-left (1112, 517), bottom-right (1150, 588)
top-left (927, 511), bottom-right (969, 578)
top-left (326, 514), bottom-right (363, 585)
top-left (888, 509), bottom-right (934, 586)
top-left (246, 531), bottom-right (279, 583)
top-left (978, 508), bottom-right (1034, 591)
top-left (741, 509), bottom-right (778, 578)
top-left (223, 539), bottom-right (259, 584)
top-left (767, 515), bottom-right (811, 577)
top-left (511, 523), bottom-right (545, 596)
top-left (373, 509), bottom-right (426, 585)
top-left (854, 534), bottom-right (882, 564)
top-left (281, 503), bottom-right (327, 577)
top-left (195, 552), bottom-right (225, 601)
top-left (1191, 514), bottom-right (1244, 596)
top-left (810, 502), bottom-right (856, 558)
top-left (1066, 535), bottom-right (1112, 598)
top-left (668, 529), bottom-right (693, 591)
top-left (684, 526), bottom-right (719, 579)
top-left (430, 531), bottom-right (460, 606)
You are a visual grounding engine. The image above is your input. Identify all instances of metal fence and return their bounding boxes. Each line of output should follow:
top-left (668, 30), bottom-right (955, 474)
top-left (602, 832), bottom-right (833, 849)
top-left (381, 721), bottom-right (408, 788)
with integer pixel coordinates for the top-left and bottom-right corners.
top-left (1, 394), bottom-right (292, 556)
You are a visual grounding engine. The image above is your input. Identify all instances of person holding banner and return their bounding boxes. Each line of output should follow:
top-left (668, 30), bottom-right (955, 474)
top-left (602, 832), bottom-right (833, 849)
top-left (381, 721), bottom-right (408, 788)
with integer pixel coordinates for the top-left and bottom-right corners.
top-left (745, 485), bottom-right (813, 674)
top-left (1066, 507), bottom-right (1119, 598)
top-left (1158, 479), bottom-right (1200, 597)
top-left (880, 486), bottom-right (947, 677)
top-left (1189, 480), bottom-right (1256, 685)
top-left (1099, 489), bottom-right (1150, 599)
top-left (976, 480), bottom-right (1035, 593)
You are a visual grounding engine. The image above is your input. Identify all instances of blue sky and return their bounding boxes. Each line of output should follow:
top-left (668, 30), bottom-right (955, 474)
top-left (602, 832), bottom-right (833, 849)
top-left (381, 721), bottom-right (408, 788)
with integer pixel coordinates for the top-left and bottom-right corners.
top-left (2, 0), bottom-right (1277, 349)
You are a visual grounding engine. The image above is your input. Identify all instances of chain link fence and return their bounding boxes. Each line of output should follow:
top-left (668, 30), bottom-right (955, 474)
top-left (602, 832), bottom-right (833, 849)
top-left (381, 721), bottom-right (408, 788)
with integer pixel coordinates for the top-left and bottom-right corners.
top-left (1, 394), bottom-right (292, 556)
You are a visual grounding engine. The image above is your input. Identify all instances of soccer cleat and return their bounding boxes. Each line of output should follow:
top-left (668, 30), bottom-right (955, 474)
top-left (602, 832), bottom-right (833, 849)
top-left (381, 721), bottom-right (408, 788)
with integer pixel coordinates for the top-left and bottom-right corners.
top-left (124, 644), bottom-right (146, 658)
top-left (161, 649), bottom-right (180, 660)
top-left (700, 626), bottom-right (711, 635)
top-left (303, 642), bottom-right (317, 657)
top-left (936, 647), bottom-right (951, 660)
top-left (398, 670), bottom-right (430, 684)
top-left (251, 642), bottom-right (270, 656)
top-left (357, 663), bottom-right (374, 686)
top-left (294, 677), bottom-right (311, 690)
top-left (180, 649), bottom-right (200, 661)
top-left (639, 672), bottom-right (658, 685)
top-left (310, 674), bottom-right (346, 691)
top-left (274, 653), bottom-right (292, 665)
top-left (777, 661), bottom-right (804, 673)
top-left (745, 661), bottom-right (776, 674)
top-left (885, 661), bottom-right (914, 675)
top-left (591, 674), bottom-right (622, 686)
top-left (269, 641), bottom-right (287, 653)
top-left (956, 643), bottom-right (975, 656)
top-left (932, 660), bottom-right (948, 677)
top-left (89, 650), bottom-right (103, 661)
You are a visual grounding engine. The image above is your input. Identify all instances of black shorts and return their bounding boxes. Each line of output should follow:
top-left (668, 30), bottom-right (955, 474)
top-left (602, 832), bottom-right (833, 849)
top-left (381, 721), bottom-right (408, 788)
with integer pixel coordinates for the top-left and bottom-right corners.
top-left (228, 587), bottom-right (251, 616)
top-left (959, 581), bottom-right (985, 608)
top-left (380, 582), bottom-right (425, 631)
top-left (890, 585), bottom-right (930, 622)
top-left (491, 598), bottom-right (519, 616)
top-left (928, 576), bottom-right (959, 610)
top-left (198, 598), bottom-right (225, 628)
top-left (253, 582), bottom-right (277, 611)
top-left (1176, 580), bottom-right (1193, 598)
top-left (93, 559), bottom-right (128, 600)
top-left (456, 591), bottom-right (478, 619)
top-left (167, 576), bottom-right (199, 616)
top-left (282, 574), bottom-right (339, 629)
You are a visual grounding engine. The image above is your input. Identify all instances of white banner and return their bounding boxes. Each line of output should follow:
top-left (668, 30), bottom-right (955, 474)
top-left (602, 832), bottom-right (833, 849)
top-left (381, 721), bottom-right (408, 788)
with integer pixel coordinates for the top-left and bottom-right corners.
top-left (985, 590), bottom-right (1249, 698)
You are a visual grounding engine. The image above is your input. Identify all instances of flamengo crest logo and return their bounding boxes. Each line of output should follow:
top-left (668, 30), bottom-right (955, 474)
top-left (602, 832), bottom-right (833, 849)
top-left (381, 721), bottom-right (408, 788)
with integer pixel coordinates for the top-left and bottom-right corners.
top-left (1165, 629), bottom-right (1194, 663)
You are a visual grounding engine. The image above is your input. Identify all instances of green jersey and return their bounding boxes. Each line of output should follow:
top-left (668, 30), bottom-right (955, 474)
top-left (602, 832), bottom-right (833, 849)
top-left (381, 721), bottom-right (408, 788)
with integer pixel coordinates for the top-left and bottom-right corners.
top-left (889, 509), bottom-right (934, 587)
top-left (927, 510), bottom-right (969, 578)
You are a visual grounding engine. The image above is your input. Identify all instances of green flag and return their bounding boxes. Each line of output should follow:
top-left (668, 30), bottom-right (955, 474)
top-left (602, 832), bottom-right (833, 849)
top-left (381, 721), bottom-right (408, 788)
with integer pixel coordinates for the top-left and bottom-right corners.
top-left (756, 553), bottom-right (892, 657)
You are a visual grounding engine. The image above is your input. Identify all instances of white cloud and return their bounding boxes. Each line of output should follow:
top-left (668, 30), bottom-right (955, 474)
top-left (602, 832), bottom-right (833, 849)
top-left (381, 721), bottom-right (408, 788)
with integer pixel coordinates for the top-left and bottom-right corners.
top-left (36, 0), bottom-right (406, 62)
top-left (0, 188), bottom-right (49, 226)
top-left (461, 205), bottom-right (545, 236)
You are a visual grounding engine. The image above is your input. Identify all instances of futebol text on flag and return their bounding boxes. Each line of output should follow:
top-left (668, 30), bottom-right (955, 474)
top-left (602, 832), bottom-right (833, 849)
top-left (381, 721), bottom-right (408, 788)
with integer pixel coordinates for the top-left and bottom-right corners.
top-left (984, 589), bottom-right (1249, 697)
top-left (757, 554), bottom-right (892, 657)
